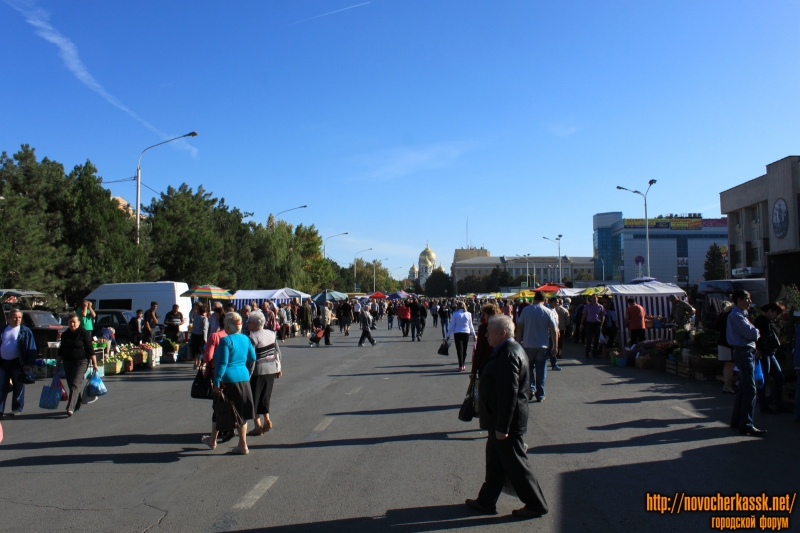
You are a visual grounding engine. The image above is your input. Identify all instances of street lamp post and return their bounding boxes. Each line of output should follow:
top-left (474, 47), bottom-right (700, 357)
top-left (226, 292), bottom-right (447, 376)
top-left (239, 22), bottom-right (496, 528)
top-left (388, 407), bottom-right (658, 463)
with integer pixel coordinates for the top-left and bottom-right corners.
top-left (354, 248), bottom-right (372, 292)
top-left (323, 232), bottom-right (348, 259)
top-left (617, 180), bottom-right (657, 278)
top-left (373, 258), bottom-right (388, 293)
top-left (543, 235), bottom-right (563, 282)
top-left (275, 205), bottom-right (307, 218)
top-left (136, 131), bottom-right (197, 244)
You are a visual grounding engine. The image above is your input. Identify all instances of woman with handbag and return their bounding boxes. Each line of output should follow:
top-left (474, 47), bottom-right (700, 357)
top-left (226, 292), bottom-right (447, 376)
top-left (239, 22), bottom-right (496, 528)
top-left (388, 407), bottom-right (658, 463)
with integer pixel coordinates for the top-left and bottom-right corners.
top-left (190, 304), bottom-right (209, 370)
top-left (57, 314), bottom-right (98, 416)
top-left (754, 302), bottom-right (786, 413)
top-left (446, 301), bottom-right (476, 372)
top-left (202, 312), bottom-right (256, 454)
top-left (245, 311), bottom-right (282, 436)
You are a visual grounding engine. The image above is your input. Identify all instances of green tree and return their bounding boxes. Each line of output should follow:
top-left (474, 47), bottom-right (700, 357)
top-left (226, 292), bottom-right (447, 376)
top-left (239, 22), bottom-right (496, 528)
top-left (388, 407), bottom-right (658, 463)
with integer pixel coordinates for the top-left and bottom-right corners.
top-left (424, 268), bottom-right (453, 297)
top-left (703, 242), bottom-right (726, 281)
top-left (485, 267), bottom-right (514, 292)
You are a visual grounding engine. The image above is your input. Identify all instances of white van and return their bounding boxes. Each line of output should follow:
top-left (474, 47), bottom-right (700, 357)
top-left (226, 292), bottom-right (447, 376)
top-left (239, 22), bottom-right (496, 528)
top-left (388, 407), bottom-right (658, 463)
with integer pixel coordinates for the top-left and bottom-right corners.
top-left (84, 282), bottom-right (193, 331)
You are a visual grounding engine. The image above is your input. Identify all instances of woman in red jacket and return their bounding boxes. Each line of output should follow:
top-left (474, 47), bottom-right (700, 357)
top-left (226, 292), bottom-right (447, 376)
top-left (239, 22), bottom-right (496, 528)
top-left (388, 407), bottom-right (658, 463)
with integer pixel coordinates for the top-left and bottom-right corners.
top-left (396, 302), bottom-right (411, 337)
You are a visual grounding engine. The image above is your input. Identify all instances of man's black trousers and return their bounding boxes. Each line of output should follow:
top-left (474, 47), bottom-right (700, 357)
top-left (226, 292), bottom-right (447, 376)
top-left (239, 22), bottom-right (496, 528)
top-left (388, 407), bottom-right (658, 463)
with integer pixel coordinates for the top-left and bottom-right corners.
top-left (477, 431), bottom-right (548, 513)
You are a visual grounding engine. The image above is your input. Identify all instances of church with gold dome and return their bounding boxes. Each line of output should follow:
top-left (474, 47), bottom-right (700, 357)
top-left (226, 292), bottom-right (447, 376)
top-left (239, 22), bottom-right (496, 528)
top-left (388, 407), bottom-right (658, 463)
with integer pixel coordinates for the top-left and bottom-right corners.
top-left (409, 244), bottom-right (439, 287)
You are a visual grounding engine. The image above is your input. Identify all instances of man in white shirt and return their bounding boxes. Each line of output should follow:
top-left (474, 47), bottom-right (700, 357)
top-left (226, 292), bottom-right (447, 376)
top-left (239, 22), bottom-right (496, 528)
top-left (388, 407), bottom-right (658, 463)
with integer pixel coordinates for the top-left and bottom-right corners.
top-left (0, 309), bottom-right (38, 418)
top-left (515, 292), bottom-right (558, 402)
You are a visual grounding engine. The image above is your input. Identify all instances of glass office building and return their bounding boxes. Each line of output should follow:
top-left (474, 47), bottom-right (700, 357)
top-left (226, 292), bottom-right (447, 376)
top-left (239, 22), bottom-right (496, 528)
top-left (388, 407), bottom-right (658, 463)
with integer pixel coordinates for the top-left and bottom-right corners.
top-left (593, 212), bottom-right (728, 284)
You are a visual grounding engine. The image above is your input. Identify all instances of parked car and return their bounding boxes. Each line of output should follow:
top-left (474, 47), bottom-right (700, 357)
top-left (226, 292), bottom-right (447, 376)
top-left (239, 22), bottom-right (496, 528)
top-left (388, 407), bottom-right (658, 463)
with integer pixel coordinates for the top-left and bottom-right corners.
top-left (18, 310), bottom-right (68, 356)
top-left (93, 309), bottom-right (164, 345)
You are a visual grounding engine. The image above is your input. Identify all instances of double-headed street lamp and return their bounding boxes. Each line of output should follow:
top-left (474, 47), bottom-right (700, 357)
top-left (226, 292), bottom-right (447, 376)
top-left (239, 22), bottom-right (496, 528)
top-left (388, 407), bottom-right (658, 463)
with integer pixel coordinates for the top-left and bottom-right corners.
top-left (323, 232), bottom-right (348, 259)
top-left (543, 235), bottom-right (563, 282)
top-left (373, 258), bottom-right (388, 293)
top-left (617, 180), bottom-right (657, 278)
top-left (354, 248), bottom-right (372, 292)
top-left (136, 131), bottom-right (198, 244)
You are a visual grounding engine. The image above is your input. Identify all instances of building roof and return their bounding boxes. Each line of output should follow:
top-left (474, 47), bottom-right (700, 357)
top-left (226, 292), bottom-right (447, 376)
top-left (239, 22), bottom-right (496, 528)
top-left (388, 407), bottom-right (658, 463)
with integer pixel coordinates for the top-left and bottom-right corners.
top-left (419, 245), bottom-right (436, 264)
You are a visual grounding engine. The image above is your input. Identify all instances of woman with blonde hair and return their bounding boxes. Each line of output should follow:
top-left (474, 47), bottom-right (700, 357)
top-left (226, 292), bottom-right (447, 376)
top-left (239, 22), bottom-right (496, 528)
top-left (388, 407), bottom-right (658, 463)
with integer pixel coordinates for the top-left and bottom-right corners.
top-left (245, 311), bottom-right (282, 436)
top-left (446, 301), bottom-right (476, 371)
top-left (202, 312), bottom-right (256, 454)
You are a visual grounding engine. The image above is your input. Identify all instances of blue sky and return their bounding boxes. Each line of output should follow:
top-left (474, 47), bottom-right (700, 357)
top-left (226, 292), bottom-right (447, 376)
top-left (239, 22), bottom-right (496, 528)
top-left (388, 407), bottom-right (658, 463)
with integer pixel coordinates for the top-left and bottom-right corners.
top-left (2, 1), bottom-right (798, 277)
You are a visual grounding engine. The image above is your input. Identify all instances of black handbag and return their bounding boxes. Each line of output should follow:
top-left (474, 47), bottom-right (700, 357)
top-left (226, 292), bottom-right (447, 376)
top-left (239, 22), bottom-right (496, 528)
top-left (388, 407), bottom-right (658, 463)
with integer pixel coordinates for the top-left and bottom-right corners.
top-left (458, 376), bottom-right (478, 422)
top-left (214, 391), bottom-right (243, 432)
top-left (437, 340), bottom-right (450, 356)
top-left (190, 369), bottom-right (214, 400)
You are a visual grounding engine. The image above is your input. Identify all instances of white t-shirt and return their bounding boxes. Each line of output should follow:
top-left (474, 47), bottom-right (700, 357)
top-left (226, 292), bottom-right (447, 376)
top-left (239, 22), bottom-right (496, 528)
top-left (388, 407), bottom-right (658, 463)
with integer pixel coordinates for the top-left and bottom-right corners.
top-left (353, 303), bottom-right (362, 312)
top-left (1, 326), bottom-right (21, 361)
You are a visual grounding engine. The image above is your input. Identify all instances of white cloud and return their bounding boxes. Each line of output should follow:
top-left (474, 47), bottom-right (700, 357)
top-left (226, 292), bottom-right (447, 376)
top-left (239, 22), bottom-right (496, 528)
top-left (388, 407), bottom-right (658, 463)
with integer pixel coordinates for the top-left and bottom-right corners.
top-left (349, 142), bottom-right (469, 181)
top-left (6, 0), bottom-right (197, 156)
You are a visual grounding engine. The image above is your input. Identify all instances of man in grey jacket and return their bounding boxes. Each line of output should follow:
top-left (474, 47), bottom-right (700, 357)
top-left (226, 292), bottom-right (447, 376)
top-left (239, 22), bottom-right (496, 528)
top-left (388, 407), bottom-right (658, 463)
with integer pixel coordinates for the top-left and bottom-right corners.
top-left (466, 315), bottom-right (549, 519)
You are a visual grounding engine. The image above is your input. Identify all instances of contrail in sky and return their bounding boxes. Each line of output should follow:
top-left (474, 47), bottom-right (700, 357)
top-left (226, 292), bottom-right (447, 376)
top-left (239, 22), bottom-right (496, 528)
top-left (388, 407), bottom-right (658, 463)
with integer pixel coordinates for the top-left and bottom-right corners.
top-left (5, 0), bottom-right (197, 156)
top-left (293, 1), bottom-right (371, 24)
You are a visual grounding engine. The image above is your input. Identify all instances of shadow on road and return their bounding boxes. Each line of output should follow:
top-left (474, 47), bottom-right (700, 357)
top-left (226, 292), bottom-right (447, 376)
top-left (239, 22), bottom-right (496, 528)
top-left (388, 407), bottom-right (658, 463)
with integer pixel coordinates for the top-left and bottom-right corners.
top-left (251, 429), bottom-right (483, 451)
top-left (216, 503), bottom-right (521, 532)
top-left (326, 404), bottom-right (461, 417)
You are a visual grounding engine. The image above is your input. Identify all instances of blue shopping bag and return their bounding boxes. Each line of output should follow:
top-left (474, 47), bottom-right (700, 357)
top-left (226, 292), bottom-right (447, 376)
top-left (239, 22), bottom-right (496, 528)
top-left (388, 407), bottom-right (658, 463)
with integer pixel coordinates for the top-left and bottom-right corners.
top-left (86, 370), bottom-right (108, 397)
top-left (39, 376), bottom-right (61, 410)
top-left (754, 359), bottom-right (765, 389)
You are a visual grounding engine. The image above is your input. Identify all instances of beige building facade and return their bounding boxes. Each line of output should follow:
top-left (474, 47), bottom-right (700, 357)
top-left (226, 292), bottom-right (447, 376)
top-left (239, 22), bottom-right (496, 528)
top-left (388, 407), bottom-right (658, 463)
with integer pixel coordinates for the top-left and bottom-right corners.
top-left (451, 255), bottom-right (594, 287)
top-left (719, 156), bottom-right (800, 277)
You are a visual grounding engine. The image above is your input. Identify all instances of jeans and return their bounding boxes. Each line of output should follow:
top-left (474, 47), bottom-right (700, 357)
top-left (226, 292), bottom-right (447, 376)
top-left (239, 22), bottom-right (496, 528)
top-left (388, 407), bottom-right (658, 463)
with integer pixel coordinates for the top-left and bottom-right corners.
top-left (0, 358), bottom-right (25, 413)
top-left (410, 318), bottom-right (421, 340)
top-left (524, 347), bottom-right (548, 400)
top-left (432, 315), bottom-right (438, 327)
top-left (387, 315), bottom-right (394, 329)
top-left (757, 351), bottom-right (784, 410)
top-left (441, 320), bottom-right (449, 338)
top-left (584, 322), bottom-right (601, 357)
top-left (731, 347), bottom-right (757, 430)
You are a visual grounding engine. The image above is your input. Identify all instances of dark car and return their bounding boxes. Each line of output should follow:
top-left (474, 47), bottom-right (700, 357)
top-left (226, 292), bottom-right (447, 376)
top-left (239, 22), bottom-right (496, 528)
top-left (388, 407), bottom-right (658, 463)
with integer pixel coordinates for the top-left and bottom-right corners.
top-left (93, 309), bottom-right (164, 344)
top-left (18, 310), bottom-right (68, 356)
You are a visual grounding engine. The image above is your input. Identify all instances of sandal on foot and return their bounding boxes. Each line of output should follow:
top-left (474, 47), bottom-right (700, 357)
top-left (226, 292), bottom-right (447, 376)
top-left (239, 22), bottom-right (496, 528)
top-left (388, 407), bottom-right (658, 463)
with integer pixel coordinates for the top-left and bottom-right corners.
top-left (201, 436), bottom-right (216, 450)
top-left (247, 427), bottom-right (264, 437)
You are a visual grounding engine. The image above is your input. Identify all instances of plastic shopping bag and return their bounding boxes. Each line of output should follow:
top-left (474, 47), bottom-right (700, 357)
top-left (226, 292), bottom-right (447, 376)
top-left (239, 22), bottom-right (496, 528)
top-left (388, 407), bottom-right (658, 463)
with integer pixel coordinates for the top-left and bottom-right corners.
top-left (86, 370), bottom-right (108, 397)
top-left (39, 375), bottom-right (62, 410)
top-left (754, 359), bottom-right (765, 389)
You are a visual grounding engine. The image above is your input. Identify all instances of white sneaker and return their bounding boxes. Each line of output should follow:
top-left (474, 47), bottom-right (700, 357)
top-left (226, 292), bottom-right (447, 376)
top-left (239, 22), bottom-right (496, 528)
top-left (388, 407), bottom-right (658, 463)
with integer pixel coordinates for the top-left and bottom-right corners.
top-left (12, 409), bottom-right (22, 416)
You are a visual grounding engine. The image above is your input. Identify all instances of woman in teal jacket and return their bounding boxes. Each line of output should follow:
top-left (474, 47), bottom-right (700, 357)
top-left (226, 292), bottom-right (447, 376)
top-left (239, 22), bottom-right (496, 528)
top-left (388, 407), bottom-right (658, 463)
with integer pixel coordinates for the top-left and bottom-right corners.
top-left (202, 312), bottom-right (256, 454)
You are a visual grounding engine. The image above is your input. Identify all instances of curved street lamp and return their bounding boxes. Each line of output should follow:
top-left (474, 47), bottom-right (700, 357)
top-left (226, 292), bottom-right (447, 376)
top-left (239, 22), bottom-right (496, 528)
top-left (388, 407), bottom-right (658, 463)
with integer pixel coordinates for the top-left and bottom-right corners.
top-left (136, 131), bottom-right (197, 244)
top-left (617, 180), bottom-right (657, 278)
top-left (276, 205), bottom-right (307, 218)
top-left (354, 248), bottom-right (372, 292)
top-left (323, 232), bottom-right (348, 259)
top-left (543, 235), bottom-right (563, 282)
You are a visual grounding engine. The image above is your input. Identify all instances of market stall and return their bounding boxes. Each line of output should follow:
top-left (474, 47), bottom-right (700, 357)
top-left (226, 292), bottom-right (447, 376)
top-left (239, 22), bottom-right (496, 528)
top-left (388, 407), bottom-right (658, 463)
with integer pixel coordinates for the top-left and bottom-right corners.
top-left (231, 288), bottom-right (310, 309)
top-left (607, 281), bottom-right (687, 345)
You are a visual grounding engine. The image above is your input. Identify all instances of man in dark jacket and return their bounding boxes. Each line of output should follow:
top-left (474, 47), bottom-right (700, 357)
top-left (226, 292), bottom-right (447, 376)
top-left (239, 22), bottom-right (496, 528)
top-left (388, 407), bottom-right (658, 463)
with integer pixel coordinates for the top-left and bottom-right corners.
top-left (0, 309), bottom-right (38, 418)
top-left (466, 315), bottom-right (549, 519)
top-left (407, 298), bottom-right (422, 341)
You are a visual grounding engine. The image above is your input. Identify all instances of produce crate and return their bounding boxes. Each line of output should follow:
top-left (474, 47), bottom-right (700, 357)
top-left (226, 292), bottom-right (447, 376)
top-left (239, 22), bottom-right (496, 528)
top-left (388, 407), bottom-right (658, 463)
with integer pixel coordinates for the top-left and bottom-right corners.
top-left (690, 356), bottom-right (717, 374)
top-left (104, 360), bottom-right (122, 375)
top-left (666, 360), bottom-right (677, 375)
top-left (635, 355), bottom-right (653, 369)
top-left (677, 362), bottom-right (692, 378)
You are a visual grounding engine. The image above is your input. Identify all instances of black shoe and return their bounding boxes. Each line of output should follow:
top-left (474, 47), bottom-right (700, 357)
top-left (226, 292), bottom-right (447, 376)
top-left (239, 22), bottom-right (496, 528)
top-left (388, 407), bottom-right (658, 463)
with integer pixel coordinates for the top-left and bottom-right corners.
top-left (465, 499), bottom-right (497, 515)
top-left (739, 427), bottom-right (767, 437)
top-left (511, 506), bottom-right (547, 519)
top-left (219, 431), bottom-right (235, 443)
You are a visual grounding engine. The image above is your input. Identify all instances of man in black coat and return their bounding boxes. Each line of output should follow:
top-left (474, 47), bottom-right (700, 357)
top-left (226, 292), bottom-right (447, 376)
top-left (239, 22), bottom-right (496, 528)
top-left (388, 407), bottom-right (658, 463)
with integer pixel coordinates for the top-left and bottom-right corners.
top-left (466, 315), bottom-right (549, 519)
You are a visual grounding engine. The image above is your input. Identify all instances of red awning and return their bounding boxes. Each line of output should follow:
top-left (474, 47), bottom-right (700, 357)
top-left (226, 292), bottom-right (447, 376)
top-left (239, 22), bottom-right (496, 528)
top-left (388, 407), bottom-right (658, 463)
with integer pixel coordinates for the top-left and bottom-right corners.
top-left (532, 283), bottom-right (567, 293)
top-left (369, 291), bottom-right (388, 299)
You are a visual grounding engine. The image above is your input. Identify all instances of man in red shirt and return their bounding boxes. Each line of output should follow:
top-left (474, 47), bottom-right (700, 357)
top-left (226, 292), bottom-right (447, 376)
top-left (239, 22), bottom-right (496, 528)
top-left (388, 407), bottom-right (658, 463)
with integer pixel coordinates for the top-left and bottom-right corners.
top-left (625, 297), bottom-right (646, 345)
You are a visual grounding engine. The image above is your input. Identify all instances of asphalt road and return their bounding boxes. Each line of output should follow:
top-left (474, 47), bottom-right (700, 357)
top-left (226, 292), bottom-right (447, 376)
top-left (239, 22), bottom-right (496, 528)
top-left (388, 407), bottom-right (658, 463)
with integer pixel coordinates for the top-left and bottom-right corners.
top-left (1, 321), bottom-right (798, 533)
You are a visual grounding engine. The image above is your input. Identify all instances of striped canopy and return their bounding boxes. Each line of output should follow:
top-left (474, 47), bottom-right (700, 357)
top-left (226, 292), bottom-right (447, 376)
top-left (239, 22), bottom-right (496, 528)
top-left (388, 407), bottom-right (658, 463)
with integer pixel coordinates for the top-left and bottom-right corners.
top-left (180, 285), bottom-right (234, 299)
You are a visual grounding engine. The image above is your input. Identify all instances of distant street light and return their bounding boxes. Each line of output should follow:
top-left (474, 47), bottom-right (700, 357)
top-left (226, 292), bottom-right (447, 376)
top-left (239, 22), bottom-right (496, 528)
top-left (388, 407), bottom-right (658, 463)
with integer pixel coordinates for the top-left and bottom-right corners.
top-left (543, 235), bottom-right (563, 282)
top-left (354, 248), bottom-right (372, 292)
top-left (617, 180), bottom-right (657, 277)
top-left (373, 258), bottom-right (388, 293)
top-left (323, 232), bottom-right (348, 259)
top-left (136, 131), bottom-right (197, 244)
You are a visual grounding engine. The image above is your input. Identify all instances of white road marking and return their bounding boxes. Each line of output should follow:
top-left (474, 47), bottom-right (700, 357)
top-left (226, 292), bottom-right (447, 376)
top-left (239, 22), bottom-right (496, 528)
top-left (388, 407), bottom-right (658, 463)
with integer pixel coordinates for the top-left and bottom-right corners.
top-left (346, 386), bottom-right (363, 395)
top-left (232, 476), bottom-right (278, 510)
top-left (313, 417), bottom-right (334, 432)
top-left (671, 406), bottom-right (702, 418)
